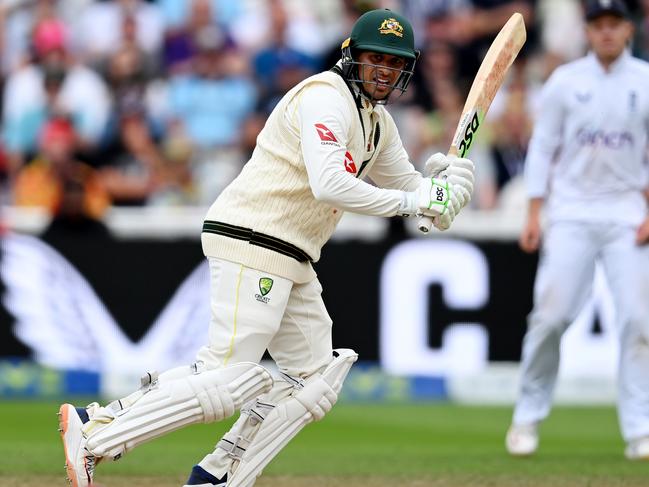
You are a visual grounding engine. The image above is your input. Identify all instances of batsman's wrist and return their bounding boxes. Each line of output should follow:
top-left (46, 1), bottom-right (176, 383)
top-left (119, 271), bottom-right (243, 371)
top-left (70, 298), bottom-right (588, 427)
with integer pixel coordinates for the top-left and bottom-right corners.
top-left (398, 191), bottom-right (418, 217)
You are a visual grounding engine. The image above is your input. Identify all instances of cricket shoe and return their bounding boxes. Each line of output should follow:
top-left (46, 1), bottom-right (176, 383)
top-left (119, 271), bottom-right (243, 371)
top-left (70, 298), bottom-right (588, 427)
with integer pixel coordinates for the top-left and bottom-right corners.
top-left (183, 465), bottom-right (227, 486)
top-left (625, 436), bottom-right (649, 460)
top-left (505, 423), bottom-right (538, 456)
top-left (58, 403), bottom-right (100, 487)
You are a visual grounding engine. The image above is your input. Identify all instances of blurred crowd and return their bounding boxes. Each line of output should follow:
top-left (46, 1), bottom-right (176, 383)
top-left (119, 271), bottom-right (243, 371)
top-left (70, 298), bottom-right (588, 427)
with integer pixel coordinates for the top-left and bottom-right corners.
top-left (1, 0), bottom-right (648, 223)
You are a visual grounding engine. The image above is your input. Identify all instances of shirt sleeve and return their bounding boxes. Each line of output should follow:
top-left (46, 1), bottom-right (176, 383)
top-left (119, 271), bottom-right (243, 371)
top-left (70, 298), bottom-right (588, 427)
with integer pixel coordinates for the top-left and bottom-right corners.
top-left (367, 109), bottom-right (422, 192)
top-left (524, 70), bottom-right (566, 198)
top-left (297, 83), bottom-right (407, 217)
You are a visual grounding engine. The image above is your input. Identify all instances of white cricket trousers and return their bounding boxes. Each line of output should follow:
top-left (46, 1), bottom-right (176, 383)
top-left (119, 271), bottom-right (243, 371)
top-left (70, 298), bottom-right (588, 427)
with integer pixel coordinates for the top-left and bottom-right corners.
top-left (194, 257), bottom-right (334, 378)
top-left (513, 221), bottom-right (649, 441)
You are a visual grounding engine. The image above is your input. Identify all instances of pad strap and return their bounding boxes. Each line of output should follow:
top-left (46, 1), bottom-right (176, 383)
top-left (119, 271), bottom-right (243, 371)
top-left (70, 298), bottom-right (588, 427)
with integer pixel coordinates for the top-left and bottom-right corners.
top-left (225, 349), bottom-right (358, 487)
top-left (85, 362), bottom-right (273, 459)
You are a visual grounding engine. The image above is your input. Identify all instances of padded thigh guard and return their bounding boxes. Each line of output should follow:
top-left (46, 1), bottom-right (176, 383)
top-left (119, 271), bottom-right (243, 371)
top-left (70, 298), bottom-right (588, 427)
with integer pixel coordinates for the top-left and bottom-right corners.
top-left (85, 362), bottom-right (273, 459)
top-left (226, 349), bottom-right (358, 487)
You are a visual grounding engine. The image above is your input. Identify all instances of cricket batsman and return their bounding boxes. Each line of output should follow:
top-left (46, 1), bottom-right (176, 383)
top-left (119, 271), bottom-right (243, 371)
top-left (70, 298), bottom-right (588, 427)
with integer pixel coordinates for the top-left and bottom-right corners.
top-left (58, 9), bottom-right (475, 486)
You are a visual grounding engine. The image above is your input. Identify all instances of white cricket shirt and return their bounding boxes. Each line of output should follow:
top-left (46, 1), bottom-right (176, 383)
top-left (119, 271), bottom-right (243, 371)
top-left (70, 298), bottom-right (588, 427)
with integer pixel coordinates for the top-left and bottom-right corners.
top-left (525, 51), bottom-right (649, 224)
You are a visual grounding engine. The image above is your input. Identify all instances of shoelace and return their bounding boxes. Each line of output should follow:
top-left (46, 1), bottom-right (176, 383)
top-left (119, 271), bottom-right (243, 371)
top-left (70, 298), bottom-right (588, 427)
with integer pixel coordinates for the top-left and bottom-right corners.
top-left (84, 452), bottom-right (96, 482)
top-left (63, 451), bottom-right (97, 485)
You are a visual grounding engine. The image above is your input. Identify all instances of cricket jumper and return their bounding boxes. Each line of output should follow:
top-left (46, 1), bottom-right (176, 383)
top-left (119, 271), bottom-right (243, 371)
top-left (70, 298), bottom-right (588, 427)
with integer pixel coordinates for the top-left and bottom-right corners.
top-left (202, 69), bottom-right (421, 283)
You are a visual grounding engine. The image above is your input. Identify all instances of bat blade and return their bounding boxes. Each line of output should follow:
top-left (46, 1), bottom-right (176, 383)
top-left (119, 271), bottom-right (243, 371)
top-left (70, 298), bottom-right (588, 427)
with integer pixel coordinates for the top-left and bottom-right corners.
top-left (450, 12), bottom-right (527, 158)
top-left (419, 12), bottom-right (527, 233)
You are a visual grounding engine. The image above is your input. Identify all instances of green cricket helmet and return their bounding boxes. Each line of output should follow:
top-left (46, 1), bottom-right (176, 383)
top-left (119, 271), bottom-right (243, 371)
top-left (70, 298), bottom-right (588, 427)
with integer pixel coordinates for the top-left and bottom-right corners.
top-left (341, 9), bottom-right (420, 103)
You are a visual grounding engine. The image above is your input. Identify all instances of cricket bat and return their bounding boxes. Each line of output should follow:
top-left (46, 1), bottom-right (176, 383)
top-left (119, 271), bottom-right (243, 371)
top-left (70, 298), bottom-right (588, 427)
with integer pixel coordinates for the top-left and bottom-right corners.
top-left (418, 12), bottom-right (527, 233)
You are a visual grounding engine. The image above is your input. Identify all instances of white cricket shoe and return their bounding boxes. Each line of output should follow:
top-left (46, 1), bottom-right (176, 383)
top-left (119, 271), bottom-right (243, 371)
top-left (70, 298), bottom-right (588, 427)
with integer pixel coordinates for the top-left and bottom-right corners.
top-left (505, 423), bottom-right (538, 456)
top-left (625, 436), bottom-right (649, 460)
top-left (58, 404), bottom-right (99, 487)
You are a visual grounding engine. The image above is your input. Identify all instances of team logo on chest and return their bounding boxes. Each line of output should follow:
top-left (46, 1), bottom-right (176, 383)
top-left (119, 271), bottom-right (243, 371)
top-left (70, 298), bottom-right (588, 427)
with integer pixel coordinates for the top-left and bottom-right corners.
top-left (575, 91), bottom-right (591, 103)
top-left (255, 277), bottom-right (274, 303)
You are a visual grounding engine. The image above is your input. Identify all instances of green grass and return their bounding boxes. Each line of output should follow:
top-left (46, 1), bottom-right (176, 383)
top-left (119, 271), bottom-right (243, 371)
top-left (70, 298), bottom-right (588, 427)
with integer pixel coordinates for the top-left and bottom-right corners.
top-left (0, 401), bottom-right (647, 486)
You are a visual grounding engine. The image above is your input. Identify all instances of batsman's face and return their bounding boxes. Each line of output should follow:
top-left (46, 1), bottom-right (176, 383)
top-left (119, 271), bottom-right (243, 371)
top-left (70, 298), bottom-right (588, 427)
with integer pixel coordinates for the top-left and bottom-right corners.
top-left (586, 15), bottom-right (633, 63)
top-left (356, 51), bottom-right (406, 100)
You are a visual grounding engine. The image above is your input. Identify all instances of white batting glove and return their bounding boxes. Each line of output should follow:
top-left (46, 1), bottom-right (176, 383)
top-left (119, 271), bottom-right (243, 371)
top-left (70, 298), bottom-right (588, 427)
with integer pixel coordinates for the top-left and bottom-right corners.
top-left (423, 152), bottom-right (450, 178)
top-left (433, 207), bottom-right (455, 231)
top-left (445, 156), bottom-right (474, 209)
top-left (399, 177), bottom-right (461, 219)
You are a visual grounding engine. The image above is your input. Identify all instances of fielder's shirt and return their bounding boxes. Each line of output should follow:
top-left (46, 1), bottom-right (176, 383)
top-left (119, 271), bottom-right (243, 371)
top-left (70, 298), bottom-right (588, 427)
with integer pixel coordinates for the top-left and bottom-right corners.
top-left (525, 50), bottom-right (649, 225)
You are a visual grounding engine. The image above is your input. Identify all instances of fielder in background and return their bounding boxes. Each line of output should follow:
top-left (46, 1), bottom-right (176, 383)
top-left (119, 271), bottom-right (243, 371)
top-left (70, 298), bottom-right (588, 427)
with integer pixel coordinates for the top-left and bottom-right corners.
top-left (506, 0), bottom-right (649, 460)
top-left (58, 9), bottom-right (475, 487)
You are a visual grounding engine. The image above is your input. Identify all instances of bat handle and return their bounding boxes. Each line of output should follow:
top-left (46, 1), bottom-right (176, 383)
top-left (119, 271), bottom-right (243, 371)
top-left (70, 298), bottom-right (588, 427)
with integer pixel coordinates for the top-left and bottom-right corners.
top-left (417, 149), bottom-right (456, 234)
top-left (418, 216), bottom-right (434, 233)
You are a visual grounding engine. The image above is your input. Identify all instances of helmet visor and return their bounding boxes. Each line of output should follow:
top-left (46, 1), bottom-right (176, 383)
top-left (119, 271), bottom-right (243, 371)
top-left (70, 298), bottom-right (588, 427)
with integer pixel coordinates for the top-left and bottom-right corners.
top-left (343, 57), bottom-right (416, 104)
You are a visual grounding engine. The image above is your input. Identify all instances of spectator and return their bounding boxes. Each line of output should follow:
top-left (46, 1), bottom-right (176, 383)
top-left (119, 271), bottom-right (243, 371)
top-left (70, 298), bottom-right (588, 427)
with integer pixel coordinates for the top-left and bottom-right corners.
top-left (162, 0), bottom-right (235, 75)
top-left (230, 0), bottom-right (332, 58)
top-left (1, 0), bottom-right (61, 75)
top-left (13, 117), bottom-right (110, 219)
top-left (101, 13), bottom-right (163, 145)
top-left (2, 17), bottom-right (112, 170)
top-left (445, 0), bottom-right (536, 89)
top-left (157, 0), bottom-right (242, 32)
top-left (537, 0), bottom-right (586, 72)
top-left (488, 65), bottom-right (533, 202)
top-left (396, 0), bottom-right (471, 47)
top-left (0, 143), bottom-right (9, 205)
top-left (98, 99), bottom-right (164, 206)
top-left (633, 0), bottom-right (649, 60)
top-left (252, 0), bottom-right (319, 112)
top-left (319, 0), bottom-right (379, 79)
top-left (166, 25), bottom-right (257, 150)
top-left (76, 0), bottom-right (164, 67)
top-left (147, 131), bottom-right (197, 205)
top-left (101, 13), bottom-right (160, 84)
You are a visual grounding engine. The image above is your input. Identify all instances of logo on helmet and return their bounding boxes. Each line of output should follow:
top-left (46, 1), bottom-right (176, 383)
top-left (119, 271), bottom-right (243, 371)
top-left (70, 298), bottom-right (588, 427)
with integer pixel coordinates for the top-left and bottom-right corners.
top-left (378, 18), bottom-right (404, 37)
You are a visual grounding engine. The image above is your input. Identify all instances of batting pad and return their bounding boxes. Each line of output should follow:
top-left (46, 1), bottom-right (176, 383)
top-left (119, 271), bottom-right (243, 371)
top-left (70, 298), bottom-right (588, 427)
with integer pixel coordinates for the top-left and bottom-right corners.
top-left (85, 362), bottom-right (273, 459)
top-left (225, 349), bottom-right (358, 487)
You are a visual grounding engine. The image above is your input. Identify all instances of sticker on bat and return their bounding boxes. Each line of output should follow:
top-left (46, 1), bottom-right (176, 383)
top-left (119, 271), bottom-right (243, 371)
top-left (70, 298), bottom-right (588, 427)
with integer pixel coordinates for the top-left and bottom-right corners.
top-left (452, 110), bottom-right (481, 157)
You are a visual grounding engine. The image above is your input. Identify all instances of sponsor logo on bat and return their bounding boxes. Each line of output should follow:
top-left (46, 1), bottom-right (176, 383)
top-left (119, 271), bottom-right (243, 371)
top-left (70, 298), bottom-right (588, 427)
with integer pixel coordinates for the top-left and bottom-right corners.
top-left (453, 110), bottom-right (481, 157)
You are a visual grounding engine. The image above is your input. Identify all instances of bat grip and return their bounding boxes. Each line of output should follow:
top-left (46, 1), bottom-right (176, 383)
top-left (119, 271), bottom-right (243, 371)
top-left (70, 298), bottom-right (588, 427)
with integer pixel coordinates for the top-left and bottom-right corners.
top-left (417, 158), bottom-right (453, 234)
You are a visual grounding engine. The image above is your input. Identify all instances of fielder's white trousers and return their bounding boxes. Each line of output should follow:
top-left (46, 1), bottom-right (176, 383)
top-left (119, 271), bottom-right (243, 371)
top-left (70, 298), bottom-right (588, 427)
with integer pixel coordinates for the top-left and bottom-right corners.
top-left (513, 221), bottom-right (649, 441)
top-left (195, 257), bottom-right (333, 378)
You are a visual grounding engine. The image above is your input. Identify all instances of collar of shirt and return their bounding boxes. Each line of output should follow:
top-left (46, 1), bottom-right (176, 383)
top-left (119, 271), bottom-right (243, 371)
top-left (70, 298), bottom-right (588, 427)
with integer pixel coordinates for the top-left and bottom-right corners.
top-left (360, 95), bottom-right (375, 114)
top-left (587, 48), bottom-right (631, 75)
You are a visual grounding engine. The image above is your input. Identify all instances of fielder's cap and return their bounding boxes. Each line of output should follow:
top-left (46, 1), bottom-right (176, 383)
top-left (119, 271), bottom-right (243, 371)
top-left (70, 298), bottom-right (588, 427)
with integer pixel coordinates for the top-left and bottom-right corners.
top-left (584, 0), bottom-right (630, 21)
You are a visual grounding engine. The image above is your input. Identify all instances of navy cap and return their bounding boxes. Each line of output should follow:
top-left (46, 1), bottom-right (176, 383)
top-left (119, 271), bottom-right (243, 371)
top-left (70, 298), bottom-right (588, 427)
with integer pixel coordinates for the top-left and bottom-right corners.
top-left (584, 0), bottom-right (630, 21)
